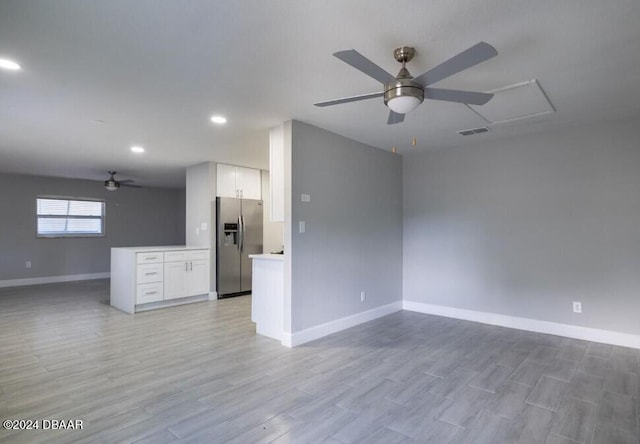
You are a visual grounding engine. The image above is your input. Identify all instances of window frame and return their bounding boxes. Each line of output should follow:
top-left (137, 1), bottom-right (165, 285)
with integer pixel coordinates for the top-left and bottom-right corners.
top-left (36, 195), bottom-right (106, 238)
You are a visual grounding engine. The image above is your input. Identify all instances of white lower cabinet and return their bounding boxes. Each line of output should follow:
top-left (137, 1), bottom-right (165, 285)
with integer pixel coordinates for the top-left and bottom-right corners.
top-left (189, 260), bottom-right (210, 295)
top-left (164, 254), bottom-right (211, 300)
top-left (164, 261), bottom-right (190, 300)
top-left (136, 282), bottom-right (164, 304)
top-left (136, 263), bottom-right (164, 284)
top-left (111, 246), bottom-right (210, 314)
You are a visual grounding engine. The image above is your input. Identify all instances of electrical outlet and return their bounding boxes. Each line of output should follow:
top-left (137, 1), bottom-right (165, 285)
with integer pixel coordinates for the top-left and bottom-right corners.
top-left (299, 221), bottom-right (306, 233)
top-left (25, 261), bottom-right (32, 269)
top-left (360, 291), bottom-right (366, 302)
top-left (573, 301), bottom-right (582, 313)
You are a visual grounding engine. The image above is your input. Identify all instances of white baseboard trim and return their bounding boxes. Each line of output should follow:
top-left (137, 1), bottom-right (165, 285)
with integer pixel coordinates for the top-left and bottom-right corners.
top-left (403, 301), bottom-right (640, 350)
top-left (285, 301), bottom-right (403, 348)
top-left (281, 332), bottom-right (293, 348)
top-left (0, 272), bottom-right (110, 289)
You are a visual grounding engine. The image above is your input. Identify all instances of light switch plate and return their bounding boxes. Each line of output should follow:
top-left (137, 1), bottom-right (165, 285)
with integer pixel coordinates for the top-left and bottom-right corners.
top-left (301, 194), bottom-right (311, 202)
top-left (200, 222), bottom-right (207, 231)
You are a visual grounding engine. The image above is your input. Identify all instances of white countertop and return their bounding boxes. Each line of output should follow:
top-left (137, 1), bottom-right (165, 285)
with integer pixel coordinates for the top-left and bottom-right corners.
top-left (249, 254), bottom-right (285, 261)
top-left (111, 245), bottom-right (210, 252)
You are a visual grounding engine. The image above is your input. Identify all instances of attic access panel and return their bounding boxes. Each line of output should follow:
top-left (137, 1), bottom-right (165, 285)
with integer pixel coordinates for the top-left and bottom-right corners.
top-left (468, 79), bottom-right (555, 125)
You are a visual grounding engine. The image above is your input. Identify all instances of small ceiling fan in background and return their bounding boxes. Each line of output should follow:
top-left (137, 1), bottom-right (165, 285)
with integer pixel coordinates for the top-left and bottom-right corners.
top-left (104, 171), bottom-right (141, 191)
top-left (315, 42), bottom-right (498, 124)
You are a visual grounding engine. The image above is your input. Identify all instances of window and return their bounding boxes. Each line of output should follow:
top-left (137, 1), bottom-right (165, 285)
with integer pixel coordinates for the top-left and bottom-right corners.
top-left (36, 197), bottom-right (105, 237)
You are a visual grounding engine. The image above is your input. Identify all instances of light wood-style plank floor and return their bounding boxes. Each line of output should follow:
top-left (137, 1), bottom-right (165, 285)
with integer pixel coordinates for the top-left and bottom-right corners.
top-left (0, 279), bottom-right (638, 443)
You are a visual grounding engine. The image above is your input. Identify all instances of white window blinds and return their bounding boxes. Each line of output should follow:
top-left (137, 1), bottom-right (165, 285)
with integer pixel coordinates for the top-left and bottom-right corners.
top-left (36, 198), bottom-right (105, 237)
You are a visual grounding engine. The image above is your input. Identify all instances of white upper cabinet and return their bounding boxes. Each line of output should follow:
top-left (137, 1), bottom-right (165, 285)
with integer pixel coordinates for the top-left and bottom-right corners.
top-left (216, 163), bottom-right (262, 200)
top-left (216, 163), bottom-right (238, 198)
top-left (236, 166), bottom-right (261, 200)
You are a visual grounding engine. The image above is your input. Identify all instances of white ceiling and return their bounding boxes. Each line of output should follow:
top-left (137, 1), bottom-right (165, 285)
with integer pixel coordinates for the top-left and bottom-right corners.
top-left (1, 0), bottom-right (640, 188)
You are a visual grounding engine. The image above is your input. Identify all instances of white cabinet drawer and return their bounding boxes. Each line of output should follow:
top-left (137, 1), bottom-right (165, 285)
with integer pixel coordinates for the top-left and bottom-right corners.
top-left (186, 250), bottom-right (209, 261)
top-left (136, 282), bottom-right (164, 304)
top-left (164, 251), bottom-right (188, 263)
top-left (136, 263), bottom-right (164, 284)
top-left (136, 252), bottom-right (163, 264)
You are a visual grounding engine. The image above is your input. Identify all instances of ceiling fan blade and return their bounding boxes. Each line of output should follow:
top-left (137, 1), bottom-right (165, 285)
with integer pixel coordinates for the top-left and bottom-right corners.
top-left (413, 42), bottom-right (498, 87)
top-left (333, 50), bottom-right (396, 85)
top-left (314, 92), bottom-right (383, 107)
top-left (119, 179), bottom-right (136, 184)
top-left (121, 183), bottom-right (142, 188)
top-left (387, 111), bottom-right (405, 125)
top-left (425, 87), bottom-right (494, 105)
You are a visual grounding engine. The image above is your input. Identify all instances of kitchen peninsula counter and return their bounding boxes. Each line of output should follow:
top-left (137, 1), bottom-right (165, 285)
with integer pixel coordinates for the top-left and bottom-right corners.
top-left (111, 245), bottom-right (212, 314)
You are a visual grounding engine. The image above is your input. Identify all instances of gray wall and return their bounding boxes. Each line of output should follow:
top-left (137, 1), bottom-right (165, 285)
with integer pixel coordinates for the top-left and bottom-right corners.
top-left (403, 118), bottom-right (640, 335)
top-left (261, 171), bottom-right (284, 254)
top-left (290, 121), bottom-right (403, 332)
top-left (185, 162), bottom-right (217, 293)
top-left (0, 172), bottom-right (185, 281)
top-left (185, 162), bottom-right (216, 247)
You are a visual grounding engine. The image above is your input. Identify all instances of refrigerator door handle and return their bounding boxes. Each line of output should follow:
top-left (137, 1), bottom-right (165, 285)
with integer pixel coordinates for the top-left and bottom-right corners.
top-left (237, 216), bottom-right (242, 252)
top-left (240, 215), bottom-right (245, 252)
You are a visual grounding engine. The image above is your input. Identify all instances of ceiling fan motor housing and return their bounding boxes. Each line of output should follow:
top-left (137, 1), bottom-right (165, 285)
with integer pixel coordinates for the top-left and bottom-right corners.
top-left (384, 78), bottom-right (424, 113)
top-left (104, 179), bottom-right (120, 190)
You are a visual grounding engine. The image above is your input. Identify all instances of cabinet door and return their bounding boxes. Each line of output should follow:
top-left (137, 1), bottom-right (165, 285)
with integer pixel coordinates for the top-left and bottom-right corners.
top-left (216, 163), bottom-right (238, 198)
top-left (188, 260), bottom-right (210, 296)
top-left (164, 262), bottom-right (189, 300)
top-left (236, 166), bottom-right (262, 199)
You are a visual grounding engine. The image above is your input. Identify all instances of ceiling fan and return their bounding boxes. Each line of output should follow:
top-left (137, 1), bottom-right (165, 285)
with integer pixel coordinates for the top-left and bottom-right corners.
top-left (314, 42), bottom-right (498, 125)
top-left (104, 171), bottom-right (141, 191)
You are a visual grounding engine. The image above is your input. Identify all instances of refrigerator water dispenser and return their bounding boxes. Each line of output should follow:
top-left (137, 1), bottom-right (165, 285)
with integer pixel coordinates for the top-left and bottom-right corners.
top-left (223, 223), bottom-right (238, 246)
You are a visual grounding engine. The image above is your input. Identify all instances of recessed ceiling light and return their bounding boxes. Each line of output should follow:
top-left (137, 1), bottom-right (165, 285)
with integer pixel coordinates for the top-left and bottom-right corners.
top-left (0, 58), bottom-right (21, 71)
top-left (210, 115), bottom-right (227, 124)
top-left (130, 146), bottom-right (145, 153)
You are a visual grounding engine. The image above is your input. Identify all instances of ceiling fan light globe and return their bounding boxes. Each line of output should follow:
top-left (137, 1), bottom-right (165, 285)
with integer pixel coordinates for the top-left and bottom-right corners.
top-left (387, 95), bottom-right (422, 114)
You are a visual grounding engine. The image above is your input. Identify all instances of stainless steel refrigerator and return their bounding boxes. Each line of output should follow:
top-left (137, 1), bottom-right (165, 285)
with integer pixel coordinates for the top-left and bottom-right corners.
top-left (216, 197), bottom-right (263, 297)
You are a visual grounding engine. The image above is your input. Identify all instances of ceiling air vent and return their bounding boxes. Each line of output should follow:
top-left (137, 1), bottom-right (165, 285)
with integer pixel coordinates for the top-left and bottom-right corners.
top-left (457, 127), bottom-right (489, 136)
